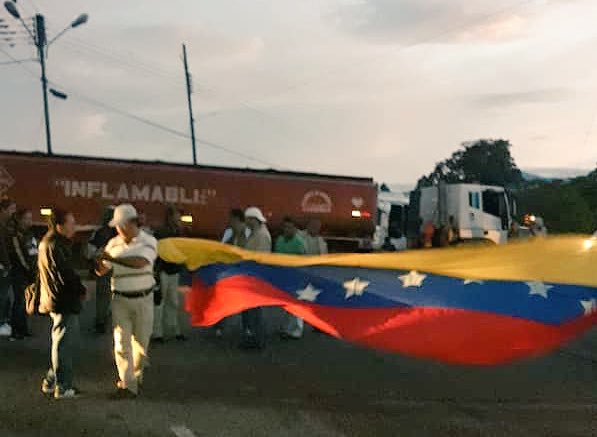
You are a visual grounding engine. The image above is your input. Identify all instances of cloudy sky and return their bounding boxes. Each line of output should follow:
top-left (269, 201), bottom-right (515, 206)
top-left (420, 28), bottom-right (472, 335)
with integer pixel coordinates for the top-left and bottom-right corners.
top-left (1, 0), bottom-right (596, 185)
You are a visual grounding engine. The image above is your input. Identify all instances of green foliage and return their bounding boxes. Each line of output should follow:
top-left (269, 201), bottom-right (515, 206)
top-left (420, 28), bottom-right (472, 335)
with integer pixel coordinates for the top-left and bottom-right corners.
top-left (415, 138), bottom-right (596, 233)
top-left (515, 180), bottom-right (595, 233)
top-left (417, 139), bottom-right (523, 188)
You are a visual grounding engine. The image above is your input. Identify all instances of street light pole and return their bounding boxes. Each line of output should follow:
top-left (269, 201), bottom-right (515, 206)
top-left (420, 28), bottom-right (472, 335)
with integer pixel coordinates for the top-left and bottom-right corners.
top-left (34, 14), bottom-right (52, 155)
top-left (3, 1), bottom-right (87, 156)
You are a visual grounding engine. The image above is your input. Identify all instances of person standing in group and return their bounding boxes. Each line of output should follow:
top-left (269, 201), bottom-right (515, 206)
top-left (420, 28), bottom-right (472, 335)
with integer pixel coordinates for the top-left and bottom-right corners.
top-left (96, 204), bottom-right (158, 398)
top-left (39, 210), bottom-right (87, 399)
top-left (87, 206), bottom-right (116, 334)
top-left (0, 199), bottom-right (16, 337)
top-left (152, 206), bottom-right (186, 343)
top-left (137, 212), bottom-right (153, 236)
top-left (221, 209), bottom-right (251, 245)
top-left (8, 209), bottom-right (38, 340)
top-left (215, 209), bottom-right (250, 338)
top-left (275, 217), bottom-right (307, 340)
top-left (301, 218), bottom-right (328, 257)
top-left (240, 207), bottom-right (271, 349)
top-left (300, 218), bottom-right (329, 334)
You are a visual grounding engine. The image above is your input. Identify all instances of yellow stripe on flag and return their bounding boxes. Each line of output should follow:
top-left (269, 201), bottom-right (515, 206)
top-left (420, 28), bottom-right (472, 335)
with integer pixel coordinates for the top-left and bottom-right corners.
top-left (158, 235), bottom-right (597, 288)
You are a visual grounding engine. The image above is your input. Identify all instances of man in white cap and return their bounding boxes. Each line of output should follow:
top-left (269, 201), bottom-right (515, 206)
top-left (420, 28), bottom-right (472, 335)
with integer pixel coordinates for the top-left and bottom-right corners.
top-left (240, 206), bottom-right (271, 349)
top-left (96, 204), bottom-right (158, 398)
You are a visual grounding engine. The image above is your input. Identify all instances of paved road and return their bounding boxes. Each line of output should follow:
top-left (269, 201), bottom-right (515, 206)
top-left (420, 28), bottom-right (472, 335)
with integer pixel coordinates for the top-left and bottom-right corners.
top-left (1, 281), bottom-right (596, 436)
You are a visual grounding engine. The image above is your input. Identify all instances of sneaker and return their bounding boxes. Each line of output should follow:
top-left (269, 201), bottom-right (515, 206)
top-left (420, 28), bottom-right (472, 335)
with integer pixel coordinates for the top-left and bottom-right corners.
top-left (54, 388), bottom-right (80, 400)
top-left (41, 379), bottom-right (55, 395)
top-left (280, 332), bottom-right (301, 340)
top-left (111, 388), bottom-right (137, 400)
top-left (0, 323), bottom-right (12, 337)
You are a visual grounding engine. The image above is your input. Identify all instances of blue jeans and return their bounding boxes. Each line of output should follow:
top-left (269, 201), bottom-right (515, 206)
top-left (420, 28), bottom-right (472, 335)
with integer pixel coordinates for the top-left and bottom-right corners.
top-left (44, 313), bottom-right (79, 391)
top-left (0, 274), bottom-right (11, 324)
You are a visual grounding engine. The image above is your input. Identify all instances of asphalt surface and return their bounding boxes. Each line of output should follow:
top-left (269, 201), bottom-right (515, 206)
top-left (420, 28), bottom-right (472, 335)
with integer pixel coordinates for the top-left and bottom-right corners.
top-left (1, 281), bottom-right (596, 437)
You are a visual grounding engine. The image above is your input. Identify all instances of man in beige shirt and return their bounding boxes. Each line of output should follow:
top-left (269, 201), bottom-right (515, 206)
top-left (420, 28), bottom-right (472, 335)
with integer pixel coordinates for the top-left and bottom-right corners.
top-left (240, 207), bottom-right (271, 349)
top-left (97, 204), bottom-right (158, 399)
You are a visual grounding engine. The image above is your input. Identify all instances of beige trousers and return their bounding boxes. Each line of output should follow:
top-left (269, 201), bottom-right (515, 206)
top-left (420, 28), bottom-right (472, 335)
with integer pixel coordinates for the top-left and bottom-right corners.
top-left (153, 272), bottom-right (181, 338)
top-left (112, 293), bottom-right (154, 394)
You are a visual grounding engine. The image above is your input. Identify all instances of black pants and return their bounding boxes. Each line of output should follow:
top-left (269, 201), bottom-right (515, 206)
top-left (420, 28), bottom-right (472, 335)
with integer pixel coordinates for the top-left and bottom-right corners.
top-left (10, 271), bottom-right (30, 337)
top-left (241, 308), bottom-right (265, 347)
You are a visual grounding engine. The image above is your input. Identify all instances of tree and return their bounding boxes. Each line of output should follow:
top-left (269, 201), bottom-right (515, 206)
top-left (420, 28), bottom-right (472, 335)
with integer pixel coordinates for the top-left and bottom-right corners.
top-left (516, 181), bottom-right (594, 233)
top-left (417, 139), bottom-right (523, 188)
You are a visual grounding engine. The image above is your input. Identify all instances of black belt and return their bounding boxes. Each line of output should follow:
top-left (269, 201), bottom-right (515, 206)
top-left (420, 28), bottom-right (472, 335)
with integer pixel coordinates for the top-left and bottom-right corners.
top-left (113, 289), bottom-right (153, 299)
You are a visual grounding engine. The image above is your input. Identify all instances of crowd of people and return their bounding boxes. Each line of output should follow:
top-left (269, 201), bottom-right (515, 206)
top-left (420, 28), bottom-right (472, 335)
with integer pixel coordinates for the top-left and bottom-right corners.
top-left (0, 198), bottom-right (328, 400)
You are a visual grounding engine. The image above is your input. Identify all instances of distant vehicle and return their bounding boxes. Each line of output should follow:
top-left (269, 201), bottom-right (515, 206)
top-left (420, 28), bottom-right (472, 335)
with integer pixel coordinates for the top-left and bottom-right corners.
top-left (0, 151), bottom-right (377, 252)
top-left (373, 189), bottom-right (409, 251)
top-left (411, 183), bottom-right (514, 245)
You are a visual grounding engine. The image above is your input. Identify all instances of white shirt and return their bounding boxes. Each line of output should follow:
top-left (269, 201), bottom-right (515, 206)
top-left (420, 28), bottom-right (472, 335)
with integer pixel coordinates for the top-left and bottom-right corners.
top-left (221, 227), bottom-right (251, 244)
top-left (300, 231), bottom-right (328, 255)
top-left (104, 230), bottom-right (158, 292)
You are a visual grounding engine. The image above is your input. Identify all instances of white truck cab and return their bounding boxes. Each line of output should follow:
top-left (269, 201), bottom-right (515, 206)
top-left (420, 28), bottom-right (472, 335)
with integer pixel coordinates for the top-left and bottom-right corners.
top-left (418, 183), bottom-right (513, 245)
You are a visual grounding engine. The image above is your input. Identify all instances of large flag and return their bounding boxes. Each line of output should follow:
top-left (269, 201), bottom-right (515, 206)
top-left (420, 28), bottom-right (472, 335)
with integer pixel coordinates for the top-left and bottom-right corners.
top-left (159, 236), bottom-right (597, 365)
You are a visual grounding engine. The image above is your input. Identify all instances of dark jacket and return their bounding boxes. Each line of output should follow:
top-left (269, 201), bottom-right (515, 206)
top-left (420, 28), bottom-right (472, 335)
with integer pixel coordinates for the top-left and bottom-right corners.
top-left (0, 220), bottom-right (11, 275)
top-left (155, 224), bottom-right (182, 275)
top-left (9, 227), bottom-right (38, 282)
top-left (38, 231), bottom-right (86, 315)
top-left (89, 225), bottom-right (116, 250)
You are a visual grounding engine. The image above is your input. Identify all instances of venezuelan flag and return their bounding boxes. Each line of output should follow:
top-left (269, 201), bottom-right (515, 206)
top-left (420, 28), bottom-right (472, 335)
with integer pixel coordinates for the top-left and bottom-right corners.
top-left (158, 235), bottom-right (597, 365)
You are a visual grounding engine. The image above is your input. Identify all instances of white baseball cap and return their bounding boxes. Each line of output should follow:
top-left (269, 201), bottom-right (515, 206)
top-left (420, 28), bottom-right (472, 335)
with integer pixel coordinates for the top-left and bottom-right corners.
top-left (109, 204), bottom-right (138, 228)
top-left (244, 207), bottom-right (267, 223)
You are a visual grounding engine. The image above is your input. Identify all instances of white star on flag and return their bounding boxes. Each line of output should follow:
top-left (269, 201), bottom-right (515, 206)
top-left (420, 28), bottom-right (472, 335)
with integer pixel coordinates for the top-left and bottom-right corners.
top-left (580, 299), bottom-right (597, 315)
top-left (463, 279), bottom-right (484, 285)
top-left (526, 281), bottom-right (554, 299)
top-left (296, 284), bottom-right (321, 302)
top-left (343, 277), bottom-right (369, 299)
top-left (399, 271), bottom-right (427, 288)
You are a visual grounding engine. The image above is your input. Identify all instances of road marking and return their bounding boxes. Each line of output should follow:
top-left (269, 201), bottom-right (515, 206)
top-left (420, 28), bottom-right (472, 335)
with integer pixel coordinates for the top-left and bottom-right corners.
top-left (171, 425), bottom-right (197, 437)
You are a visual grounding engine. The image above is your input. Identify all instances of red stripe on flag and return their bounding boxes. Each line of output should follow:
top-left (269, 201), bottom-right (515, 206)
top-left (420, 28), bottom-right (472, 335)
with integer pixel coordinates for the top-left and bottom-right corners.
top-left (184, 275), bottom-right (597, 365)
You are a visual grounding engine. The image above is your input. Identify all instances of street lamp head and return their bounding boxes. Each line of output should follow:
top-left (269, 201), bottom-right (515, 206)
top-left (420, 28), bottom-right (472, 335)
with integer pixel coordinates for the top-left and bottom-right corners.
top-left (71, 13), bottom-right (88, 28)
top-left (4, 1), bottom-right (20, 19)
top-left (49, 88), bottom-right (68, 100)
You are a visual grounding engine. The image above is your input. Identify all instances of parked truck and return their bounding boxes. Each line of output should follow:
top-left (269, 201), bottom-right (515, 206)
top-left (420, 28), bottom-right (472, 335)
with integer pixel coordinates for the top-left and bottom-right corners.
top-left (0, 151), bottom-right (377, 252)
top-left (411, 182), bottom-right (514, 245)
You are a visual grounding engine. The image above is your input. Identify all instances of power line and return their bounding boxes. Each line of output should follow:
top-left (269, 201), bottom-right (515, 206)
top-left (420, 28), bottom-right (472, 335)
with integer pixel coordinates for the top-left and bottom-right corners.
top-left (23, 0), bottom-right (40, 14)
top-left (48, 80), bottom-right (283, 168)
top-left (0, 45), bottom-right (37, 76)
top-left (57, 35), bottom-right (296, 126)
top-left (3, 31), bottom-right (282, 168)
top-left (0, 56), bottom-right (35, 65)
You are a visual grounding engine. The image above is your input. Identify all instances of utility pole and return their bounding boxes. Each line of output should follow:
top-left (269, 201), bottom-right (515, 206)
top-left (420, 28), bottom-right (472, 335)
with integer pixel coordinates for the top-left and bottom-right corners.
top-left (3, 1), bottom-right (88, 156)
top-left (34, 14), bottom-right (52, 155)
top-left (182, 43), bottom-right (197, 165)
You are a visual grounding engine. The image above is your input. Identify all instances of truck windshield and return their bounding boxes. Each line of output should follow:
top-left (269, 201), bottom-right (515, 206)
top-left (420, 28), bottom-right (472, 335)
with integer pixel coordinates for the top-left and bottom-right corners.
top-left (482, 190), bottom-right (509, 230)
top-left (388, 204), bottom-right (405, 238)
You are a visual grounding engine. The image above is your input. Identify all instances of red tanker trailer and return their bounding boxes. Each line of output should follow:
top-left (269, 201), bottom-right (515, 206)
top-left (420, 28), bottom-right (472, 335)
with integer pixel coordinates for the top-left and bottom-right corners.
top-left (0, 151), bottom-right (377, 252)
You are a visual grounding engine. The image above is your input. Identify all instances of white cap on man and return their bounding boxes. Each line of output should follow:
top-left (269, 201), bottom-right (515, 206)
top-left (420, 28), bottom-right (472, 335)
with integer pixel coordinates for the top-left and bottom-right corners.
top-left (244, 207), bottom-right (267, 223)
top-left (109, 204), bottom-right (138, 228)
